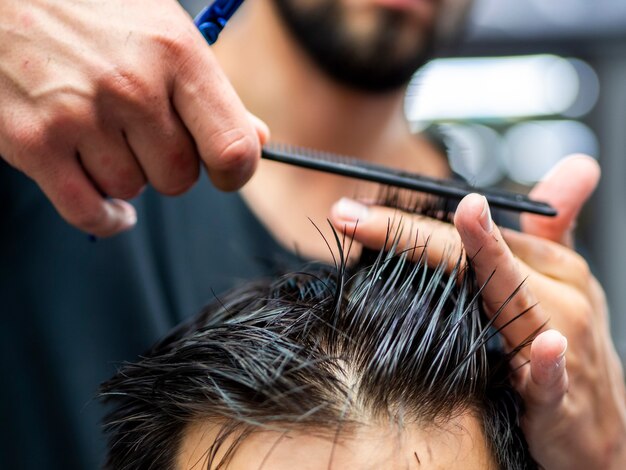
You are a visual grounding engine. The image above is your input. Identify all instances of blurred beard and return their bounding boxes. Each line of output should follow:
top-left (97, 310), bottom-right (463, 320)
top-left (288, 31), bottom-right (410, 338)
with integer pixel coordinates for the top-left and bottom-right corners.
top-left (273, 0), bottom-right (436, 93)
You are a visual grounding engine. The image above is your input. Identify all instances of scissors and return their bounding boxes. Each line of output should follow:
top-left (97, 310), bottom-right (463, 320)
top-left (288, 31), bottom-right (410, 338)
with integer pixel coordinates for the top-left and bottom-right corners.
top-left (194, 0), bottom-right (246, 45)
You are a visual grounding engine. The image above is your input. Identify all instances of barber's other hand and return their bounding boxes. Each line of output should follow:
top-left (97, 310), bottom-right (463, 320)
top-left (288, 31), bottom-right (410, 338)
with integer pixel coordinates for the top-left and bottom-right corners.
top-left (330, 155), bottom-right (626, 469)
top-left (0, 0), bottom-right (268, 236)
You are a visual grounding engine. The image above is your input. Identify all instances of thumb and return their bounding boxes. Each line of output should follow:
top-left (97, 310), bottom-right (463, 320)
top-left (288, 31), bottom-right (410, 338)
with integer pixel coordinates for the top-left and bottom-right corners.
top-left (521, 154), bottom-right (600, 246)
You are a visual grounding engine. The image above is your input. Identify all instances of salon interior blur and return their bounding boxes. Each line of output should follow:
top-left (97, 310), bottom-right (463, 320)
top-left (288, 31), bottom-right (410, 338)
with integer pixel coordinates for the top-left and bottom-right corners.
top-left (183, 0), bottom-right (626, 361)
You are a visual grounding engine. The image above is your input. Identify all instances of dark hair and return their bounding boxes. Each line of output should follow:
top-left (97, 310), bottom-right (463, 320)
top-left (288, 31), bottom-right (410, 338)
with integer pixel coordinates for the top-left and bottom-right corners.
top-left (100, 228), bottom-right (538, 470)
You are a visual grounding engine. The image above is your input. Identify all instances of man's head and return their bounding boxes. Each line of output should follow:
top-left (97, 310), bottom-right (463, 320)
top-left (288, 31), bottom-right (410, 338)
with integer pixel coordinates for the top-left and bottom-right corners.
top-left (271, 0), bottom-right (473, 92)
top-left (100, 239), bottom-right (536, 469)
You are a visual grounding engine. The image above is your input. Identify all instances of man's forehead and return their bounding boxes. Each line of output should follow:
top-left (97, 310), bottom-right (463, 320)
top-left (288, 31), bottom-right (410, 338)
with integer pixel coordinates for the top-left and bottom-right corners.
top-left (176, 415), bottom-right (496, 470)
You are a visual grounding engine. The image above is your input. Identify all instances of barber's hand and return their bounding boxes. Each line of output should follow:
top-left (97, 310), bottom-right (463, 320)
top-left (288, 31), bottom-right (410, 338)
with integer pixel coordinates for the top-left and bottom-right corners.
top-left (330, 155), bottom-right (626, 469)
top-left (0, 0), bottom-right (268, 236)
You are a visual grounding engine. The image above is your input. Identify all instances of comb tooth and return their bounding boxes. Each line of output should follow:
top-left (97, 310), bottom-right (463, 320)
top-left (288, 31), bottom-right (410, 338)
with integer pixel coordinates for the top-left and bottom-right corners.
top-left (264, 141), bottom-right (358, 168)
top-left (321, 150), bottom-right (332, 161)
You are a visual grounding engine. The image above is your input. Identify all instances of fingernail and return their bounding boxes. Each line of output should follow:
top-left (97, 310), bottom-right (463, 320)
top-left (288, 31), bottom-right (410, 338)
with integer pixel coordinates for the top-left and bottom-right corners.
top-left (479, 196), bottom-right (493, 233)
top-left (549, 336), bottom-right (568, 372)
top-left (122, 207), bottom-right (137, 228)
top-left (334, 198), bottom-right (369, 223)
top-left (557, 335), bottom-right (568, 361)
top-left (110, 200), bottom-right (137, 229)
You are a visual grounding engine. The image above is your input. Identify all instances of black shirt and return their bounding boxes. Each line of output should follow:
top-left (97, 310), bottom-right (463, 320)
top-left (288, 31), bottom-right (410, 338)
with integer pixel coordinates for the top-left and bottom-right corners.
top-left (0, 160), bottom-right (301, 469)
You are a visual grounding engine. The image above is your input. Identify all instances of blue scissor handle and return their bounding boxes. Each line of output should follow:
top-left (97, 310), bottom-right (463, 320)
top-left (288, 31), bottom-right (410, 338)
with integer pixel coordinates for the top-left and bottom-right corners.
top-left (194, 0), bottom-right (246, 45)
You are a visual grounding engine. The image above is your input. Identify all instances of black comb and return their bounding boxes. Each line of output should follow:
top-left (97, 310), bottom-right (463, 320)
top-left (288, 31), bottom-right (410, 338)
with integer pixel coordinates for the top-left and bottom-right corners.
top-left (261, 143), bottom-right (557, 217)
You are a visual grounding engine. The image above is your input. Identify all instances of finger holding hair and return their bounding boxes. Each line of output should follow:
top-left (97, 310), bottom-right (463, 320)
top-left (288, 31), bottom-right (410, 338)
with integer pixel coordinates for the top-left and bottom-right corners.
top-left (330, 197), bottom-right (464, 271)
top-left (453, 194), bottom-right (549, 349)
top-left (523, 329), bottom-right (569, 409)
top-left (517, 329), bottom-right (571, 469)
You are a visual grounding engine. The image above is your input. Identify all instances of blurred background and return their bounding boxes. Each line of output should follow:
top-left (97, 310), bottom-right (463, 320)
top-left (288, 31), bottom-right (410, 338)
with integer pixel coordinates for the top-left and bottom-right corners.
top-left (183, 0), bottom-right (626, 360)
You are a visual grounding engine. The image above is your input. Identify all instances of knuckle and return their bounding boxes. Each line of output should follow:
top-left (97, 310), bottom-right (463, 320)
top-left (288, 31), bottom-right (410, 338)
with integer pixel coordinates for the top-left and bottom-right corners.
top-left (157, 179), bottom-right (195, 196)
top-left (8, 98), bottom-right (93, 172)
top-left (108, 184), bottom-right (145, 200)
top-left (209, 128), bottom-right (259, 173)
top-left (149, 149), bottom-right (199, 196)
top-left (541, 241), bottom-right (592, 287)
top-left (153, 168), bottom-right (198, 196)
top-left (7, 120), bottom-right (53, 174)
top-left (10, 119), bottom-right (46, 156)
top-left (566, 295), bottom-right (594, 339)
top-left (201, 127), bottom-right (259, 190)
top-left (571, 313), bottom-right (592, 339)
top-left (154, 29), bottom-right (197, 64)
top-left (43, 109), bottom-right (82, 138)
top-left (568, 251), bottom-right (592, 280)
top-left (98, 68), bottom-right (155, 111)
top-left (99, 171), bottom-right (146, 200)
top-left (539, 241), bottom-right (567, 267)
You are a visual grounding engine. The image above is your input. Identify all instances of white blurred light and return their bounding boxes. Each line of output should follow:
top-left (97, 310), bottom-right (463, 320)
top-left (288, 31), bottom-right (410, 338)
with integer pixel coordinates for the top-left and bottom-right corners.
top-left (440, 124), bottom-right (506, 187)
top-left (503, 120), bottom-right (598, 185)
top-left (406, 55), bottom-right (580, 121)
top-left (564, 59), bottom-right (600, 118)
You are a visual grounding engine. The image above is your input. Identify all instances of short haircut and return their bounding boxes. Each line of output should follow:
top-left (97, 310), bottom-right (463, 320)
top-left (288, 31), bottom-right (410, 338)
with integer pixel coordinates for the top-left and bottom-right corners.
top-left (100, 225), bottom-right (538, 470)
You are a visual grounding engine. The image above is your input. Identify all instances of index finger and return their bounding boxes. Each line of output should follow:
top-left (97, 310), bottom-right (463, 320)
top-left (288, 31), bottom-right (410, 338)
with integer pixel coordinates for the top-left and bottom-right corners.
top-left (330, 198), bottom-right (464, 270)
top-left (454, 194), bottom-right (549, 350)
top-left (170, 31), bottom-right (264, 191)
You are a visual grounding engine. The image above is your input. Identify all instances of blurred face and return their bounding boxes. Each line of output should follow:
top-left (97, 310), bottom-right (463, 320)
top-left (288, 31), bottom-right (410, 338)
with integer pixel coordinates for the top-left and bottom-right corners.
top-left (177, 414), bottom-right (497, 469)
top-left (272, 0), bottom-right (472, 92)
